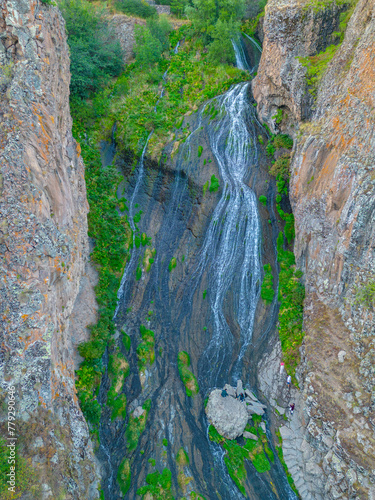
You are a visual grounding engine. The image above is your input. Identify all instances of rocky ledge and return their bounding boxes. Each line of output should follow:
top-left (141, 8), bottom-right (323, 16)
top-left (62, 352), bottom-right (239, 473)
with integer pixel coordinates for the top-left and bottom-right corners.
top-left (205, 380), bottom-right (267, 440)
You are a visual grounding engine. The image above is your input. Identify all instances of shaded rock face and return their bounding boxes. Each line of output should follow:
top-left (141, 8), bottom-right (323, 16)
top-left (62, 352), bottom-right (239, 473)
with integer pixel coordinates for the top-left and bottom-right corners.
top-left (255, 0), bottom-right (375, 498)
top-left (252, 0), bottom-right (344, 131)
top-left (111, 14), bottom-right (146, 63)
top-left (205, 389), bottom-right (249, 440)
top-left (0, 1), bottom-right (99, 497)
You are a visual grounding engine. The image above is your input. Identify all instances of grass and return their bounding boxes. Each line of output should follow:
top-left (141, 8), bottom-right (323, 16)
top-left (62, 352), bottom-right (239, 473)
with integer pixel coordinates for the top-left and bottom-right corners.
top-left (176, 448), bottom-right (189, 467)
top-left (106, 347), bottom-right (129, 420)
top-left (168, 257), bottom-right (177, 272)
top-left (208, 421), bottom-right (272, 496)
top-left (137, 325), bottom-right (155, 374)
top-left (143, 247), bottom-right (156, 272)
top-left (117, 457), bottom-right (131, 495)
top-left (125, 400), bottom-right (151, 451)
top-left (102, 25), bottom-right (249, 161)
top-left (198, 145), bottom-right (203, 157)
top-left (277, 233), bottom-right (305, 382)
top-left (354, 280), bottom-right (375, 310)
top-left (72, 115), bottom-right (133, 428)
top-left (137, 468), bottom-right (174, 499)
top-left (209, 174), bottom-right (220, 193)
top-left (122, 330), bottom-right (131, 351)
top-left (261, 264), bottom-right (274, 304)
top-left (162, 438), bottom-right (168, 447)
top-left (177, 351), bottom-right (199, 397)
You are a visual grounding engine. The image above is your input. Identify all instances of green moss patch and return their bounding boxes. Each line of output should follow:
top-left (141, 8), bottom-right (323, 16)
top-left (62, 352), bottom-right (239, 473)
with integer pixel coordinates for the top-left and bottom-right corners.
top-left (177, 351), bottom-right (199, 397)
top-left (137, 468), bottom-right (173, 499)
top-left (208, 422), bottom-right (272, 496)
top-left (261, 263), bottom-right (274, 304)
top-left (137, 325), bottom-right (155, 374)
top-left (168, 257), bottom-right (177, 272)
top-left (106, 348), bottom-right (129, 420)
top-left (209, 174), bottom-right (220, 193)
top-left (277, 233), bottom-right (305, 381)
top-left (117, 457), bottom-right (131, 495)
top-left (259, 195), bottom-right (267, 206)
top-left (125, 400), bottom-right (151, 451)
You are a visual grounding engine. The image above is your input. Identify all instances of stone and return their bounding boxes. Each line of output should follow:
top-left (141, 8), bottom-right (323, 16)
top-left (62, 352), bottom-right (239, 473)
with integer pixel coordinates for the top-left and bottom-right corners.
top-left (246, 403), bottom-right (265, 416)
top-left (224, 384), bottom-right (236, 398)
top-left (133, 406), bottom-right (146, 418)
top-left (236, 379), bottom-right (243, 396)
top-left (245, 389), bottom-right (257, 401)
top-left (243, 431), bottom-right (258, 440)
top-left (260, 422), bottom-right (266, 433)
top-left (205, 389), bottom-right (249, 440)
top-left (338, 351), bottom-right (346, 363)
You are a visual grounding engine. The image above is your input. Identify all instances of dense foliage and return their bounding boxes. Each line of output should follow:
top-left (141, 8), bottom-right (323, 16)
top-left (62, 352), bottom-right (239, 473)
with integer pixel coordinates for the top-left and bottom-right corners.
top-left (115, 0), bottom-right (158, 18)
top-left (59, 0), bottom-right (123, 98)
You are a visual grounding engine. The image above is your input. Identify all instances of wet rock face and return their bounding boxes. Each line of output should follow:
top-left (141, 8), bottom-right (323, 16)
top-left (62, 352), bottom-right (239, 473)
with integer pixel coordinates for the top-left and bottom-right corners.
top-left (0, 0), bottom-right (99, 497)
top-left (205, 389), bottom-right (249, 440)
top-left (255, 0), bottom-right (375, 498)
top-left (252, 0), bottom-right (343, 131)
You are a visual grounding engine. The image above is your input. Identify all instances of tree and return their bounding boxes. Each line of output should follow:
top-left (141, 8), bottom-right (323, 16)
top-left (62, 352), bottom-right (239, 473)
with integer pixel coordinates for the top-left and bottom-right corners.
top-left (147, 15), bottom-right (172, 51)
top-left (59, 0), bottom-right (123, 98)
top-left (208, 18), bottom-right (240, 64)
top-left (134, 25), bottom-right (163, 66)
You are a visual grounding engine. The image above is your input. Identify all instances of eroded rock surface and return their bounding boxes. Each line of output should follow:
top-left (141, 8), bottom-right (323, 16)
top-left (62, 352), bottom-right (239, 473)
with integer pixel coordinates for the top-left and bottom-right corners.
top-left (0, 1), bottom-right (99, 497)
top-left (255, 0), bottom-right (375, 498)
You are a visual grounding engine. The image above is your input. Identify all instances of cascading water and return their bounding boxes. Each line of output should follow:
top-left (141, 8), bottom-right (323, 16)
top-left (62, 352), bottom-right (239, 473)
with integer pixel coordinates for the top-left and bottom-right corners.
top-left (102, 36), bottom-right (297, 500)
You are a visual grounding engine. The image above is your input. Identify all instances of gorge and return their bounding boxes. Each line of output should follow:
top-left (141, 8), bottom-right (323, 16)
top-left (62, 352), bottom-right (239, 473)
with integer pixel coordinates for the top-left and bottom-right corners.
top-left (0, 0), bottom-right (375, 499)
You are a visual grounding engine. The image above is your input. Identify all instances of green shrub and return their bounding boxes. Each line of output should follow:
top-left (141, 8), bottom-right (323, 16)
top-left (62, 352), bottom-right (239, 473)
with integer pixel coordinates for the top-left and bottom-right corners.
top-left (117, 457), bottom-right (131, 495)
top-left (354, 280), bottom-right (375, 310)
top-left (277, 233), bottom-right (305, 380)
top-left (273, 134), bottom-right (293, 150)
top-left (259, 195), bottom-right (267, 206)
top-left (209, 174), bottom-right (220, 192)
top-left (261, 264), bottom-right (274, 303)
top-left (137, 468), bottom-right (173, 498)
top-left (272, 108), bottom-right (283, 124)
top-left (198, 145), bottom-right (203, 157)
top-left (168, 257), bottom-right (177, 272)
top-left (125, 400), bottom-right (151, 451)
top-left (269, 154), bottom-right (290, 179)
top-left (59, 0), bottom-right (123, 98)
top-left (176, 448), bottom-right (189, 466)
top-left (177, 351), bottom-right (199, 396)
top-left (137, 325), bottom-right (155, 372)
top-left (114, 0), bottom-right (157, 18)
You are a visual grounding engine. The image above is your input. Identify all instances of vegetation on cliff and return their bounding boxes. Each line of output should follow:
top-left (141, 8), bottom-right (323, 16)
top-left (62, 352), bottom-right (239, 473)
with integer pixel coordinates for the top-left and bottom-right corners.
top-left (208, 416), bottom-right (273, 496)
top-left (177, 351), bottom-right (199, 396)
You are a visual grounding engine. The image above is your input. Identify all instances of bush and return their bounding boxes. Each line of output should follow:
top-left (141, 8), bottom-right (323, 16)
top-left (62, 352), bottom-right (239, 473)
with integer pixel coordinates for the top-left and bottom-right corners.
top-left (273, 134), bottom-right (293, 150)
top-left (259, 195), bottom-right (267, 206)
top-left (269, 154), bottom-right (291, 179)
top-left (261, 263), bottom-right (274, 303)
top-left (59, 0), bottom-right (123, 98)
top-left (209, 174), bottom-right (220, 192)
top-left (117, 457), bottom-right (131, 495)
top-left (114, 0), bottom-right (158, 18)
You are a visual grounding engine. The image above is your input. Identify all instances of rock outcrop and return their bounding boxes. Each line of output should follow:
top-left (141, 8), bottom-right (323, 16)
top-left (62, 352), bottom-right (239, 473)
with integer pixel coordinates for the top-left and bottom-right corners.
top-left (253, 0), bottom-right (344, 131)
top-left (254, 0), bottom-right (375, 498)
top-left (111, 14), bottom-right (147, 63)
top-left (0, 1), bottom-right (99, 497)
top-left (205, 389), bottom-right (249, 440)
top-left (205, 384), bottom-right (267, 440)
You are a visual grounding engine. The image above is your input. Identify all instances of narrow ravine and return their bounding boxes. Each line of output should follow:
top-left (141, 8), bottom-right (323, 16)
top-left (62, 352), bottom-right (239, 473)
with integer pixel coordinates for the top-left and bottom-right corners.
top-left (99, 36), bottom-right (297, 500)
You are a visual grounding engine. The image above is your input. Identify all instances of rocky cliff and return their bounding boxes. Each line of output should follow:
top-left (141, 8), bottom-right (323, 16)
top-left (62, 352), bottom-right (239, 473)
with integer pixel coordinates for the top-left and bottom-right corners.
top-left (254, 0), bottom-right (375, 498)
top-left (0, 0), bottom-right (99, 498)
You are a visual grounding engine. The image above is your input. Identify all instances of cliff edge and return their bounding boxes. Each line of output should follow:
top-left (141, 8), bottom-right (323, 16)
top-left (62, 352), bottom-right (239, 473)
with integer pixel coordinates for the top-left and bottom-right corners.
top-left (254, 0), bottom-right (375, 498)
top-left (0, 0), bottom-right (99, 498)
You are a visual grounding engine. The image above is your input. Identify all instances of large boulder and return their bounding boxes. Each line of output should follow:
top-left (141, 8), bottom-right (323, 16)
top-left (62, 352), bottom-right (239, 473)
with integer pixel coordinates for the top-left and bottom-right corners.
top-left (205, 389), bottom-right (249, 440)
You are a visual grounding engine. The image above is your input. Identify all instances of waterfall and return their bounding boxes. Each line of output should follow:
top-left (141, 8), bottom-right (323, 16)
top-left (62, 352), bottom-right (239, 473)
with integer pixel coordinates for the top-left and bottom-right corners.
top-left (232, 38), bottom-right (251, 71)
top-left (194, 82), bottom-right (262, 386)
top-left (242, 32), bottom-right (263, 53)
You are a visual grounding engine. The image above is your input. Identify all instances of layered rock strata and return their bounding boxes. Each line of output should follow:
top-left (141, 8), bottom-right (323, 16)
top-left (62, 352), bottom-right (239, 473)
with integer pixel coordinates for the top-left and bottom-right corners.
top-left (0, 0), bottom-right (99, 497)
top-left (254, 0), bottom-right (375, 498)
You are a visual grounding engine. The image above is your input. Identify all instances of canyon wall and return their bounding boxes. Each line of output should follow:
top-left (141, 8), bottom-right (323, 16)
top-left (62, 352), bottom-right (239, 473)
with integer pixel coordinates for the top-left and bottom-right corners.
top-left (0, 0), bottom-right (99, 498)
top-left (254, 0), bottom-right (375, 498)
